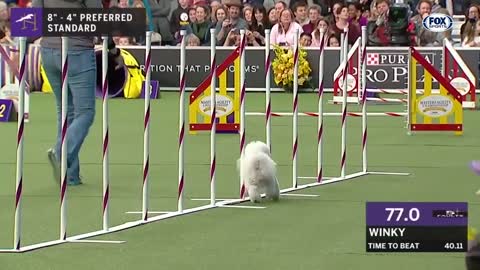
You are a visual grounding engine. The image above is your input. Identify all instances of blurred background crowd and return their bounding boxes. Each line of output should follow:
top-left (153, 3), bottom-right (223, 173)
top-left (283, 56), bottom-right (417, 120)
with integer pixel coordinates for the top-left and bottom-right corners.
top-left (0, 0), bottom-right (480, 48)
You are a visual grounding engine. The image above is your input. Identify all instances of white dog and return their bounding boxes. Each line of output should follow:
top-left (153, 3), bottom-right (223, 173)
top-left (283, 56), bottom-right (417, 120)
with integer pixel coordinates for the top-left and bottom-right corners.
top-left (238, 141), bottom-right (280, 203)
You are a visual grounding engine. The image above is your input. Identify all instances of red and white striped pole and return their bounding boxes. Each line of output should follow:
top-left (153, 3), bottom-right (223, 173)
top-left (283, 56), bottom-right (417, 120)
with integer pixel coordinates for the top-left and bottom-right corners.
top-left (360, 26), bottom-right (368, 173)
top-left (13, 37), bottom-right (26, 250)
top-left (239, 29), bottom-right (247, 199)
top-left (340, 28), bottom-right (348, 179)
top-left (292, 29), bottom-right (299, 188)
top-left (210, 29), bottom-right (217, 206)
top-left (142, 31), bottom-right (152, 221)
top-left (101, 36), bottom-right (110, 230)
top-left (265, 29), bottom-right (271, 151)
top-left (60, 36), bottom-right (69, 240)
top-left (178, 30), bottom-right (186, 212)
top-left (317, 29), bottom-right (325, 183)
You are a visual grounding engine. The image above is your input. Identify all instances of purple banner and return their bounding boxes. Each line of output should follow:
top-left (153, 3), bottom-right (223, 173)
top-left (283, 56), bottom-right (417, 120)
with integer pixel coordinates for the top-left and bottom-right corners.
top-left (366, 202), bottom-right (468, 227)
top-left (0, 99), bottom-right (13, 122)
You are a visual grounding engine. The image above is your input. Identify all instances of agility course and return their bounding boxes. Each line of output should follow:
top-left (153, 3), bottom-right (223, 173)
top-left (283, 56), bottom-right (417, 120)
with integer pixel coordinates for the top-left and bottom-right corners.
top-left (0, 28), bottom-right (479, 270)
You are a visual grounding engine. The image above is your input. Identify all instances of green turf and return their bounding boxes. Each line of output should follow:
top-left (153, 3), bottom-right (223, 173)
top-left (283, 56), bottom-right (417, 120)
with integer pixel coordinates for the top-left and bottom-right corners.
top-left (0, 91), bottom-right (479, 269)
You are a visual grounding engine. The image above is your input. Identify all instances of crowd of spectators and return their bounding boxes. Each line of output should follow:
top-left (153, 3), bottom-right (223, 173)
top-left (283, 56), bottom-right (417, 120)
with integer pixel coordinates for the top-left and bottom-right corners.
top-left (1, 0), bottom-right (480, 47)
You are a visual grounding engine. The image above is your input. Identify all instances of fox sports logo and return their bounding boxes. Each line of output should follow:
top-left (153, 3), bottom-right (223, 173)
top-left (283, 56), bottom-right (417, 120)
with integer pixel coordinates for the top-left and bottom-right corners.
top-left (422, 13), bottom-right (453, 32)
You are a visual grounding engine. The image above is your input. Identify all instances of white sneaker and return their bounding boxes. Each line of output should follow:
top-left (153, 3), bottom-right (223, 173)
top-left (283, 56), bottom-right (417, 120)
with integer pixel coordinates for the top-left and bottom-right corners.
top-left (47, 148), bottom-right (60, 185)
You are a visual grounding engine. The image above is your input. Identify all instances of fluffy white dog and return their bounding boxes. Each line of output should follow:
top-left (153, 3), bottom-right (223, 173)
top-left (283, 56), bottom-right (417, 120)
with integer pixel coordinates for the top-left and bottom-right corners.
top-left (238, 141), bottom-right (280, 203)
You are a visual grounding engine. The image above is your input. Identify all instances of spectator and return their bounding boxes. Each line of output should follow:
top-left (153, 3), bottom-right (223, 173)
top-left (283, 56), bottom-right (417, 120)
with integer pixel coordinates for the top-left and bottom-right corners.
top-left (461, 4), bottom-right (480, 40)
top-left (275, 1), bottom-right (287, 17)
top-left (327, 1), bottom-right (342, 24)
top-left (170, 0), bottom-right (191, 42)
top-left (462, 19), bottom-right (480, 46)
top-left (215, 6), bottom-right (228, 24)
top-left (367, 0), bottom-right (390, 45)
top-left (302, 4), bottom-right (322, 34)
top-left (185, 33), bottom-right (202, 46)
top-left (311, 17), bottom-right (331, 46)
top-left (410, 0), bottom-right (442, 46)
top-left (327, 33), bottom-right (340, 46)
top-left (348, 1), bottom-right (368, 27)
top-left (0, 2), bottom-right (9, 23)
top-left (244, 5), bottom-right (254, 26)
top-left (299, 32), bottom-right (312, 46)
top-left (149, 0), bottom-right (175, 45)
top-left (267, 7), bottom-right (278, 25)
top-left (186, 5), bottom-right (212, 45)
top-left (292, 1), bottom-right (309, 26)
top-left (249, 5), bottom-right (269, 44)
top-left (188, 7), bottom-right (197, 23)
top-left (330, 3), bottom-right (360, 45)
top-left (210, 0), bottom-right (223, 23)
top-left (214, 0), bottom-right (248, 45)
top-left (270, 9), bottom-right (304, 45)
top-left (223, 28), bottom-right (242, 45)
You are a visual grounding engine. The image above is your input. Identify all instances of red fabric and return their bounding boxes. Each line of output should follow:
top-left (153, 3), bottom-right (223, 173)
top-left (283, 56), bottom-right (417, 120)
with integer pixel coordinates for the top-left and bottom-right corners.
top-left (17, 0), bottom-right (29, 7)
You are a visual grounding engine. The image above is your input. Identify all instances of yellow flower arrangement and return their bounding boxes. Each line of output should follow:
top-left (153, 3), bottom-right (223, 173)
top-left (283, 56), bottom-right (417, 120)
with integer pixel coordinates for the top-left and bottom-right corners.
top-left (271, 45), bottom-right (312, 91)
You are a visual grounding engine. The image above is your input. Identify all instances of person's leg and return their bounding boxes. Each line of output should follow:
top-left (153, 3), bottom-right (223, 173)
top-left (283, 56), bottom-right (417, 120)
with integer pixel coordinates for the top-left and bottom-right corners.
top-left (41, 48), bottom-right (78, 184)
top-left (64, 49), bottom-right (97, 184)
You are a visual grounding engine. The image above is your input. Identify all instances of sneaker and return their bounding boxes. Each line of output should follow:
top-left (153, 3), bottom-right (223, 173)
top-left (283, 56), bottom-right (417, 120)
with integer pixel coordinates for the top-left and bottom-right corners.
top-left (47, 148), bottom-right (60, 185)
top-left (68, 177), bottom-right (83, 186)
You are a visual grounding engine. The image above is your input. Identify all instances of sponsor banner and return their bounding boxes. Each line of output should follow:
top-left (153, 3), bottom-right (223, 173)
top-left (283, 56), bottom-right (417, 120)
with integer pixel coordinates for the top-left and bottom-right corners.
top-left (122, 47), bottom-right (479, 91)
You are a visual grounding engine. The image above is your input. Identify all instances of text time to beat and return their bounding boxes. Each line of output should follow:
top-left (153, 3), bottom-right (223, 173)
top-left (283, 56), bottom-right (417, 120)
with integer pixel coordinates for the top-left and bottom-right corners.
top-left (365, 202), bottom-right (468, 252)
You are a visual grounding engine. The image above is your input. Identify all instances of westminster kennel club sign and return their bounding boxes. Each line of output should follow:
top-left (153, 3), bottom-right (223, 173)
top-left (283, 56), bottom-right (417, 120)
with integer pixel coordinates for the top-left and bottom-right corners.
top-left (124, 47), bottom-right (479, 91)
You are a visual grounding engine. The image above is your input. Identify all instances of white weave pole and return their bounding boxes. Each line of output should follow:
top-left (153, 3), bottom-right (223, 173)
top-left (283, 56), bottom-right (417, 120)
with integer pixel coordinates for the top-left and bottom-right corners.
top-left (178, 30), bottom-right (186, 212)
top-left (101, 36), bottom-right (110, 230)
top-left (340, 28), bottom-right (348, 179)
top-left (209, 29), bottom-right (217, 206)
top-left (292, 29), bottom-right (299, 188)
top-left (265, 29), bottom-right (271, 151)
top-left (239, 29), bottom-right (247, 199)
top-left (317, 28), bottom-right (325, 183)
top-left (13, 37), bottom-right (27, 250)
top-left (360, 26), bottom-right (367, 173)
top-left (142, 31), bottom-right (152, 221)
top-left (60, 36), bottom-right (69, 240)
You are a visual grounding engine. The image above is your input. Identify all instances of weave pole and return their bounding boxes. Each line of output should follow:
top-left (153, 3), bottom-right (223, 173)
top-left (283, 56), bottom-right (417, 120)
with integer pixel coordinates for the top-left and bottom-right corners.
top-left (13, 37), bottom-right (27, 250)
top-left (60, 36), bottom-right (69, 240)
top-left (292, 29), bottom-right (299, 188)
top-left (142, 31), bottom-right (152, 221)
top-left (265, 29), bottom-right (271, 151)
top-left (209, 29), bottom-right (217, 206)
top-left (101, 36), bottom-right (110, 230)
top-left (340, 28), bottom-right (348, 179)
top-left (360, 26), bottom-right (367, 173)
top-left (239, 29), bottom-right (247, 199)
top-left (317, 29), bottom-right (325, 183)
top-left (178, 30), bottom-right (186, 212)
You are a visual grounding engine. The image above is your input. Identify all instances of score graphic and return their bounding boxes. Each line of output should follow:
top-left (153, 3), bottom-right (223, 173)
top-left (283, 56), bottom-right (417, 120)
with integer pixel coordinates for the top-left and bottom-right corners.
top-left (10, 8), bottom-right (146, 37)
top-left (366, 202), bottom-right (468, 252)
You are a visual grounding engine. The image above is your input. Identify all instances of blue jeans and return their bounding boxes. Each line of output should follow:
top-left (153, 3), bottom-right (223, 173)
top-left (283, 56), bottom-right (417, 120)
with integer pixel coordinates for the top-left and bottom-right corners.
top-left (41, 48), bottom-right (96, 182)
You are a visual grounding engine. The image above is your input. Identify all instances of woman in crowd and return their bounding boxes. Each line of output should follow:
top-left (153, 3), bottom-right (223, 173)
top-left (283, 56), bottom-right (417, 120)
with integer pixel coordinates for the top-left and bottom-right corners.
top-left (267, 7), bottom-right (278, 26)
top-left (410, 0), bottom-right (442, 46)
top-left (186, 5), bottom-right (212, 45)
top-left (348, 1), bottom-right (368, 27)
top-left (269, 8), bottom-right (304, 46)
top-left (311, 17), bottom-right (331, 47)
top-left (243, 5), bottom-right (254, 27)
top-left (215, 6), bottom-right (227, 24)
top-left (462, 19), bottom-right (480, 46)
top-left (461, 4), bottom-right (480, 42)
top-left (210, 0), bottom-right (222, 23)
top-left (330, 3), bottom-right (360, 45)
top-left (249, 5), bottom-right (269, 44)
